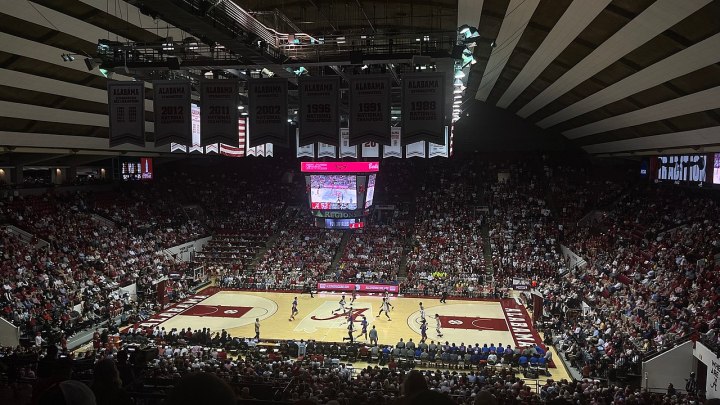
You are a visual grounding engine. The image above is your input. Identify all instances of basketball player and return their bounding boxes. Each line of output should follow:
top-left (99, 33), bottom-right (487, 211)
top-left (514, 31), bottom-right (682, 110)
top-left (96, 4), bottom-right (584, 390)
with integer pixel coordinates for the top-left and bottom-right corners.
top-left (420, 319), bottom-right (428, 342)
top-left (376, 297), bottom-right (391, 320)
top-left (342, 306), bottom-right (354, 324)
top-left (351, 289), bottom-right (358, 304)
top-left (440, 290), bottom-right (448, 304)
top-left (356, 316), bottom-right (368, 340)
top-left (435, 314), bottom-right (443, 337)
top-left (289, 297), bottom-right (299, 321)
top-left (418, 302), bottom-right (426, 323)
top-left (343, 318), bottom-right (355, 342)
top-left (254, 318), bottom-right (260, 340)
top-left (382, 290), bottom-right (394, 311)
top-left (332, 295), bottom-right (347, 314)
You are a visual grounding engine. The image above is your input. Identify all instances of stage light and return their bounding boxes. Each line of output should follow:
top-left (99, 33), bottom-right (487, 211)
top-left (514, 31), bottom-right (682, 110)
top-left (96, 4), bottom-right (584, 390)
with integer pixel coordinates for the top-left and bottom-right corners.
top-left (454, 94), bottom-right (462, 99)
top-left (453, 100), bottom-right (461, 105)
top-left (454, 78), bottom-right (464, 86)
top-left (454, 70), bottom-right (465, 79)
top-left (459, 25), bottom-right (471, 35)
top-left (453, 88), bottom-right (463, 94)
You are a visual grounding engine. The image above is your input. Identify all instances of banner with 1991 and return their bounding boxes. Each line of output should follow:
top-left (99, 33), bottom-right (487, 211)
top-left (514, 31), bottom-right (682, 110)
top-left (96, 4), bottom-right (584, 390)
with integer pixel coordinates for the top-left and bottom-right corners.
top-left (348, 75), bottom-right (391, 146)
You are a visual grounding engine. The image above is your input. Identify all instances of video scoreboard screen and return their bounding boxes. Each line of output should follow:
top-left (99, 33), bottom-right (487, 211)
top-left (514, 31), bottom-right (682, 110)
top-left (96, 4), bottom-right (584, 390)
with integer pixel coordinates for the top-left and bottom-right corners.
top-left (303, 162), bottom-right (379, 228)
top-left (653, 154), bottom-right (706, 186)
top-left (119, 157), bottom-right (153, 181)
top-left (309, 175), bottom-right (358, 210)
top-left (315, 218), bottom-right (365, 229)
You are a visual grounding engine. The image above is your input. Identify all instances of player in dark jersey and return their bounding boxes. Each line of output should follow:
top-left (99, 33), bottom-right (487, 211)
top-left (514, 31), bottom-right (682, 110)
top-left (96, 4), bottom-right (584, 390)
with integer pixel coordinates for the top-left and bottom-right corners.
top-left (289, 297), bottom-right (299, 321)
top-left (420, 319), bottom-right (428, 342)
top-left (356, 316), bottom-right (368, 340)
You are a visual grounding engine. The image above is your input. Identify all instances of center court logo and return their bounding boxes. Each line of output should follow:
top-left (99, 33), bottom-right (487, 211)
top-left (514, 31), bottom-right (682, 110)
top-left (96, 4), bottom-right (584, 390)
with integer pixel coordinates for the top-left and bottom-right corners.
top-left (294, 301), bottom-right (374, 333)
top-left (311, 307), bottom-right (369, 321)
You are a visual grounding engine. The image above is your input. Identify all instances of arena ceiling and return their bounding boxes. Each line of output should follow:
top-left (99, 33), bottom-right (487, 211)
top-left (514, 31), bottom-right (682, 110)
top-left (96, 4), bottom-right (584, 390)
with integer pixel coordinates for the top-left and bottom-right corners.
top-left (0, 0), bottom-right (718, 167)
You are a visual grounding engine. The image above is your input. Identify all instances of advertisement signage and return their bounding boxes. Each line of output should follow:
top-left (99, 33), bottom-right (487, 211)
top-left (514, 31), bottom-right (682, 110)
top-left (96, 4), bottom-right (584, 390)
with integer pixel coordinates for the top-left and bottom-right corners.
top-left (301, 161), bottom-right (379, 173)
top-left (316, 282), bottom-right (399, 294)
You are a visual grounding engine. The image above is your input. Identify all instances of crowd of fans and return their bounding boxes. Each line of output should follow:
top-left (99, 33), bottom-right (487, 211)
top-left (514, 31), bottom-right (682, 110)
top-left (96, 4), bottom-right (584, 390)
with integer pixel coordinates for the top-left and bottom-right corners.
top-left (0, 191), bottom-right (194, 343)
top-left (241, 208), bottom-right (342, 290)
top-left (2, 157), bottom-right (720, 404)
top-left (402, 162), bottom-right (488, 297)
top-left (0, 325), bottom-right (711, 405)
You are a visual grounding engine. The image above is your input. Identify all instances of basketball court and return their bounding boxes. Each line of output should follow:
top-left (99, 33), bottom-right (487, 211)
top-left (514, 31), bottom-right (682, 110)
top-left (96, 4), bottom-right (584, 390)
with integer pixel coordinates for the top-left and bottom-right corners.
top-left (134, 289), bottom-right (569, 380)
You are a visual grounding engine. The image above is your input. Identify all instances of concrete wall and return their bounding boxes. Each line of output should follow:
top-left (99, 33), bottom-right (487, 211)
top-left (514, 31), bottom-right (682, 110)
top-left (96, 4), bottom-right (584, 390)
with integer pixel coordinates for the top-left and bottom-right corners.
top-left (695, 340), bottom-right (720, 399)
top-left (642, 340), bottom-right (694, 393)
top-left (162, 236), bottom-right (212, 262)
top-left (560, 244), bottom-right (587, 270)
top-left (0, 317), bottom-right (20, 347)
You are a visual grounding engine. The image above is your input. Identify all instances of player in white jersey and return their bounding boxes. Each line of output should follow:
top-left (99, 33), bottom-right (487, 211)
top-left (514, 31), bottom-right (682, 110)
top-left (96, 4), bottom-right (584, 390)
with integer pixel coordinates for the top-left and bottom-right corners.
top-left (332, 295), bottom-right (347, 314)
top-left (376, 297), bottom-right (391, 320)
top-left (289, 297), bottom-right (299, 321)
top-left (418, 302), bottom-right (426, 323)
top-left (435, 313), bottom-right (443, 337)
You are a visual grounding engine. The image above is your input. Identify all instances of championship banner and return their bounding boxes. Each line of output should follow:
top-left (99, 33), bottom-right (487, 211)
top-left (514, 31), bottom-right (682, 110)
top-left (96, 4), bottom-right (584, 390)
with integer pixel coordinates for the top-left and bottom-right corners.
top-left (348, 75), bottom-right (391, 146)
top-left (406, 141), bottom-right (426, 158)
top-left (298, 76), bottom-right (340, 146)
top-left (318, 143), bottom-right (337, 158)
top-left (200, 80), bottom-right (239, 146)
top-left (361, 141), bottom-right (380, 158)
top-left (402, 72), bottom-right (445, 146)
top-left (248, 78), bottom-right (288, 147)
top-left (428, 126), bottom-right (449, 158)
top-left (383, 127), bottom-right (402, 158)
top-left (153, 80), bottom-right (191, 146)
top-left (107, 81), bottom-right (145, 147)
top-left (296, 132), bottom-right (314, 157)
top-left (339, 129), bottom-right (358, 158)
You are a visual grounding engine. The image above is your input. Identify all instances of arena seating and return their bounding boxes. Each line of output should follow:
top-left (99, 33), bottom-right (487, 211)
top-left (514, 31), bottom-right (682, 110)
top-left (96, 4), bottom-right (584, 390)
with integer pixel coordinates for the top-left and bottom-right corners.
top-left (1, 159), bottom-right (719, 404)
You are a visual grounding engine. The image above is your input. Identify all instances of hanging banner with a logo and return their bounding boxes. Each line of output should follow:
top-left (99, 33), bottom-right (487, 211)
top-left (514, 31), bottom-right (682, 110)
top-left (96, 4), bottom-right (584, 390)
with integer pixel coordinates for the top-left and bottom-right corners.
top-left (402, 72), bottom-right (445, 146)
top-left (348, 75), bottom-right (391, 146)
top-left (383, 127), bottom-right (402, 158)
top-left (406, 141), bottom-right (426, 158)
top-left (248, 78), bottom-right (288, 147)
top-left (153, 80), bottom-right (191, 147)
top-left (339, 129), bottom-right (358, 158)
top-left (318, 143), bottom-right (337, 158)
top-left (108, 81), bottom-right (145, 147)
top-left (200, 79), bottom-right (239, 146)
top-left (428, 126), bottom-right (449, 158)
top-left (361, 142), bottom-right (380, 158)
top-left (296, 131), bottom-right (315, 157)
top-left (298, 76), bottom-right (340, 146)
